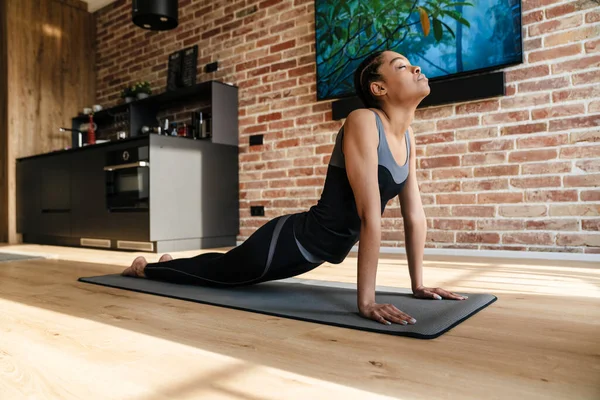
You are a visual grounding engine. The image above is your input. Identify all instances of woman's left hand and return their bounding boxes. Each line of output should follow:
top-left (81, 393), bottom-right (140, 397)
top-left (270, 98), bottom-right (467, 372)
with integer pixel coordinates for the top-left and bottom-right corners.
top-left (413, 285), bottom-right (467, 301)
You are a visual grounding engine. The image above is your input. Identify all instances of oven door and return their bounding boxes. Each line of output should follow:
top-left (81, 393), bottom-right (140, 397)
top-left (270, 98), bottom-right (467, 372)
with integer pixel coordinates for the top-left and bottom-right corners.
top-left (105, 161), bottom-right (150, 211)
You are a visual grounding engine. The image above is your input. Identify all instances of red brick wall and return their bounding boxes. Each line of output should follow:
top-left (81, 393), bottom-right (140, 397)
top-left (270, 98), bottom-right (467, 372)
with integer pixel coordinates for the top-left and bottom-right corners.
top-left (95, 0), bottom-right (600, 254)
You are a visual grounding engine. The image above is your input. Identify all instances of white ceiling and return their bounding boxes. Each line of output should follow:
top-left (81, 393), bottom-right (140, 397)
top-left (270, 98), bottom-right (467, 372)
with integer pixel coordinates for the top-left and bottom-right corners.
top-left (83, 0), bottom-right (117, 13)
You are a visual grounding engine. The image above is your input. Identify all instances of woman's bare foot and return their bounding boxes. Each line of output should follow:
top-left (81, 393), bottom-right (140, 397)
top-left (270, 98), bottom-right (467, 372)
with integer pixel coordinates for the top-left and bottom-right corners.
top-left (159, 254), bottom-right (173, 263)
top-left (121, 256), bottom-right (148, 278)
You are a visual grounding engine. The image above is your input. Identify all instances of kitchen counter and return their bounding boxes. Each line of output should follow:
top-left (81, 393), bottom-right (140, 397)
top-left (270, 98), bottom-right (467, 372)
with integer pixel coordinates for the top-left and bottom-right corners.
top-left (17, 134), bottom-right (164, 161)
top-left (16, 133), bottom-right (239, 253)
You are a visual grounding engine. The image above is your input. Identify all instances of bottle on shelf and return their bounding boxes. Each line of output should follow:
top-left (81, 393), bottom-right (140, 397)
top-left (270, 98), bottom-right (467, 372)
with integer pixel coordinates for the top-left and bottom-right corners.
top-left (87, 113), bottom-right (96, 145)
top-left (190, 112), bottom-right (198, 139)
top-left (202, 113), bottom-right (212, 139)
top-left (196, 112), bottom-right (203, 139)
top-left (177, 123), bottom-right (188, 137)
top-left (192, 110), bottom-right (211, 140)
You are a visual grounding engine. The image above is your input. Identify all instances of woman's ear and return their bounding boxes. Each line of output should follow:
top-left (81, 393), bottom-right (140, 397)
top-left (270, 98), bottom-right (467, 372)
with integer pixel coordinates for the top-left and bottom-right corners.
top-left (370, 81), bottom-right (387, 98)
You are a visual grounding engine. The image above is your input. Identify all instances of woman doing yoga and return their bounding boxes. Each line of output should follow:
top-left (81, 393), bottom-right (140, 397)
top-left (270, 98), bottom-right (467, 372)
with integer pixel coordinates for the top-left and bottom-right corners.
top-left (122, 50), bottom-right (467, 326)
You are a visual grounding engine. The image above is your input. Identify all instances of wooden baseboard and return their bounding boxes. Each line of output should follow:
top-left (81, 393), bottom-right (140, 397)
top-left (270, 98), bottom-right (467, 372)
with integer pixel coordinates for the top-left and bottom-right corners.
top-left (372, 246), bottom-right (600, 263)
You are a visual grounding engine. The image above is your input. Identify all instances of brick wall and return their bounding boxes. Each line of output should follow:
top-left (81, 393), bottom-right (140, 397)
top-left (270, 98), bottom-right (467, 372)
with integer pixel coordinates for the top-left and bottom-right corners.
top-left (95, 0), bottom-right (600, 254)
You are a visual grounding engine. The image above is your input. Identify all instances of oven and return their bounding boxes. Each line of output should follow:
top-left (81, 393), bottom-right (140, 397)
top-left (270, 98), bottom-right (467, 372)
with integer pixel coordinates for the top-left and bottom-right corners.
top-left (105, 146), bottom-right (150, 211)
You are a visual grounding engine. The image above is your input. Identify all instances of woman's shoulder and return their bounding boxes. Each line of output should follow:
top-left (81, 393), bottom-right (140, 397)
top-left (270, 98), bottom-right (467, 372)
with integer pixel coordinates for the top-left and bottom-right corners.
top-left (343, 108), bottom-right (379, 140)
top-left (345, 108), bottom-right (377, 123)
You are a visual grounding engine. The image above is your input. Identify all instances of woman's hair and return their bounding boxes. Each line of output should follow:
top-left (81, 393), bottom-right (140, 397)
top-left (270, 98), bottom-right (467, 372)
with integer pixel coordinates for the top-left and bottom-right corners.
top-left (353, 50), bottom-right (386, 108)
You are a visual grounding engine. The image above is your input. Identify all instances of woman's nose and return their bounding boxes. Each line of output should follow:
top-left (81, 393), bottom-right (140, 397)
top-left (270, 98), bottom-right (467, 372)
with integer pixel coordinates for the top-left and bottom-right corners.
top-left (414, 66), bottom-right (421, 74)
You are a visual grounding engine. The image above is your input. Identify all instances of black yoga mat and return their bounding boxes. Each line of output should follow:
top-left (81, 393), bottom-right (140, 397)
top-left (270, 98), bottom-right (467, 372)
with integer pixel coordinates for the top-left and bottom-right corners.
top-left (78, 274), bottom-right (497, 339)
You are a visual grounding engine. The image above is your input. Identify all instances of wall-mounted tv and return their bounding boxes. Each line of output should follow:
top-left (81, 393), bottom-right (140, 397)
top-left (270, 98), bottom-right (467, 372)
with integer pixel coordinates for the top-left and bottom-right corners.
top-left (315, 0), bottom-right (523, 101)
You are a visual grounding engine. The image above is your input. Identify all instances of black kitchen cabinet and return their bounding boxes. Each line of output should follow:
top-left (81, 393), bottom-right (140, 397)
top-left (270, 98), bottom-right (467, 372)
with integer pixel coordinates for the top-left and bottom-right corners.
top-left (70, 145), bottom-right (112, 239)
top-left (38, 155), bottom-right (72, 237)
top-left (16, 157), bottom-right (39, 235)
top-left (17, 154), bottom-right (72, 238)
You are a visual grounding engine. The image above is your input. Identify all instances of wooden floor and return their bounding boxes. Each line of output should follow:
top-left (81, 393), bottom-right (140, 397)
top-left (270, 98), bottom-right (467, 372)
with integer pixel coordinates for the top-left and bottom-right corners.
top-left (0, 244), bottom-right (599, 400)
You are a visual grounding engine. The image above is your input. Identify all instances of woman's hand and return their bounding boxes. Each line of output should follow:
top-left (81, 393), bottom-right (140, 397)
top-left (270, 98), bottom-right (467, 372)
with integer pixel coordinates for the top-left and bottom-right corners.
top-left (413, 285), bottom-right (467, 301)
top-left (359, 302), bottom-right (417, 326)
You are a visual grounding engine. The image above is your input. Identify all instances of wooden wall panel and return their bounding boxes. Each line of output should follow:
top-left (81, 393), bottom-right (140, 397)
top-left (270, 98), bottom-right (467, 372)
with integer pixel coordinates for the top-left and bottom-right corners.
top-left (63, 1), bottom-right (96, 146)
top-left (4, 0), bottom-right (95, 243)
top-left (0, 0), bottom-right (8, 242)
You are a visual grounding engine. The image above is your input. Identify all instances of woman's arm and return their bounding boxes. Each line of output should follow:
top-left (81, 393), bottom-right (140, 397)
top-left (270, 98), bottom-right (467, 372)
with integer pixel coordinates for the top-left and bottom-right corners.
top-left (343, 110), bottom-right (382, 309)
top-left (397, 127), bottom-right (426, 292)
top-left (399, 127), bottom-right (467, 301)
top-left (344, 110), bottom-right (416, 325)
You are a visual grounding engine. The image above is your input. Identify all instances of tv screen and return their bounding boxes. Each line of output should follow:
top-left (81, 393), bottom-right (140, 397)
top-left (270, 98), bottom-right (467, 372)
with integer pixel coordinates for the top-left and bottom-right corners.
top-left (315, 0), bottom-right (523, 101)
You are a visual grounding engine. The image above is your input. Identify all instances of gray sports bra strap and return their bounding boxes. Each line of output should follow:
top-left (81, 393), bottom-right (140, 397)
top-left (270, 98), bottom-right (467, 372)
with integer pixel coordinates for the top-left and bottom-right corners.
top-left (370, 109), bottom-right (410, 184)
top-left (371, 109), bottom-right (384, 147)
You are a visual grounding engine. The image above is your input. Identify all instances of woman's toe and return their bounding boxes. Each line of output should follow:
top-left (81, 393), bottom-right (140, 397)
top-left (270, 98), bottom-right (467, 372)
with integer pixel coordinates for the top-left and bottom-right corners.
top-left (123, 256), bottom-right (147, 277)
top-left (159, 254), bottom-right (173, 263)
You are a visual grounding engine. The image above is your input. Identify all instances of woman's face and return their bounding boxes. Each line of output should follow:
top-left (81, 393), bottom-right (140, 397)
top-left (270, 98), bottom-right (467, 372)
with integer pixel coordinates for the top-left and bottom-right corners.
top-left (371, 51), bottom-right (430, 105)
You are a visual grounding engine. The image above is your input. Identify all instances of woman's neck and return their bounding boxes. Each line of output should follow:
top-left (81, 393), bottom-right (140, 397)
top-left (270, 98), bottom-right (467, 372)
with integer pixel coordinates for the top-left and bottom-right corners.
top-left (379, 105), bottom-right (416, 138)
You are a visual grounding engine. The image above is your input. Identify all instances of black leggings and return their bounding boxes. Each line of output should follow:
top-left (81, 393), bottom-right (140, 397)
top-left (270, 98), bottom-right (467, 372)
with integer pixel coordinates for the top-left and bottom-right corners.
top-left (144, 213), bottom-right (324, 287)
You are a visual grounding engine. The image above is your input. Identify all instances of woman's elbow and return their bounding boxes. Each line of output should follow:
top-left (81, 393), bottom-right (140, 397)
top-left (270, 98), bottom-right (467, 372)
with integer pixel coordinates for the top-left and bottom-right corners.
top-left (404, 213), bottom-right (427, 228)
top-left (358, 209), bottom-right (382, 231)
top-left (360, 215), bottom-right (381, 230)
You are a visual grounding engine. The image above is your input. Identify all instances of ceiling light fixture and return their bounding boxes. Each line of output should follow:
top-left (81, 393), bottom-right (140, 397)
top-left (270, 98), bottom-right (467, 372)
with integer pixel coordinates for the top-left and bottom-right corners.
top-left (132, 0), bottom-right (178, 31)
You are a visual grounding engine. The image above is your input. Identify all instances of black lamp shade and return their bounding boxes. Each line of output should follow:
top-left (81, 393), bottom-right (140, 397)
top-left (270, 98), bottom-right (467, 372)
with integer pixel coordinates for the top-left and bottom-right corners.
top-left (132, 0), bottom-right (178, 31)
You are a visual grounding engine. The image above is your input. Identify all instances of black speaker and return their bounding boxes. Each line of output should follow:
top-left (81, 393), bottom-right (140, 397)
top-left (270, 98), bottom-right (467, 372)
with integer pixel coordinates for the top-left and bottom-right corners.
top-left (332, 71), bottom-right (506, 120)
top-left (132, 0), bottom-right (178, 31)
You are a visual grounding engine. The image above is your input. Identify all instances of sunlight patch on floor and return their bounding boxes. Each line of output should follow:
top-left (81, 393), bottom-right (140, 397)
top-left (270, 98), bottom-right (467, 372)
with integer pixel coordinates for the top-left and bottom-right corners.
top-left (1, 295), bottom-right (399, 400)
top-left (122, 359), bottom-right (401, 400)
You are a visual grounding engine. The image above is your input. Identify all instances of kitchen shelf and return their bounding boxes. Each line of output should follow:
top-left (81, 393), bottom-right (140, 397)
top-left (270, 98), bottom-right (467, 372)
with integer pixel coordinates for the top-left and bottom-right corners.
top-left (71, 80), bottom-right (239, 147)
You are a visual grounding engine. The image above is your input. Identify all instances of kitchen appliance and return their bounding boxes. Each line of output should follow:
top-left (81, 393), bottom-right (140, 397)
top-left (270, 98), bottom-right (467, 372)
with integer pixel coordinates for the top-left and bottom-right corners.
top-left (59, 127), bottom-right (84, 147)
top-left (105, 146), bottom-right (150, 211)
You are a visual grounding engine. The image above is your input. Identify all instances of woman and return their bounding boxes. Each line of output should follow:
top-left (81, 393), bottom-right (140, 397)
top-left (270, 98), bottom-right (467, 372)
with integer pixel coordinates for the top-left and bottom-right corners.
top-left (122, 50), bottom-right (466, 326)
